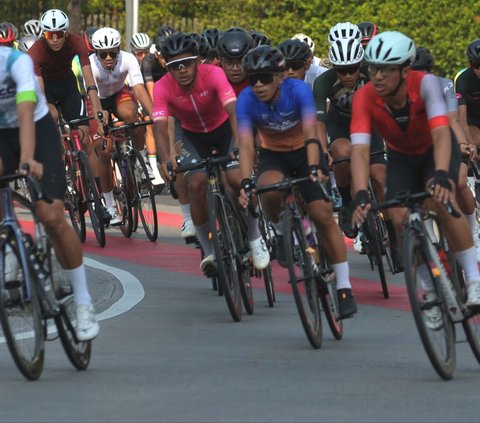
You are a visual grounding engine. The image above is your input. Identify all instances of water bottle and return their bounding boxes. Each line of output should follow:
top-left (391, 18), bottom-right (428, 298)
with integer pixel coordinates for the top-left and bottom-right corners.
top-left (302, 218), bottom-right (316, 248)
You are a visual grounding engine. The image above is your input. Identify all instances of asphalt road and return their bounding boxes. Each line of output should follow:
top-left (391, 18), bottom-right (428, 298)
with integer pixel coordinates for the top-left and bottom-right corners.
top-left (0, 195), bottom-right (479, 423)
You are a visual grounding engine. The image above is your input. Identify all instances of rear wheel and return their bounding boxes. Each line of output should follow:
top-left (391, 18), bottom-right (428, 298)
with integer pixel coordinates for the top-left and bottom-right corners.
top-left (0, 236), bottom-right (45, 380)
top-left (283, 211), bottom-right (322, 349)
top-left (403, 228), bottom-right (456, 380)
top-left (258, 205), bottom-right (275, 307)
top-left (317, 263), bottom-right (343, 340)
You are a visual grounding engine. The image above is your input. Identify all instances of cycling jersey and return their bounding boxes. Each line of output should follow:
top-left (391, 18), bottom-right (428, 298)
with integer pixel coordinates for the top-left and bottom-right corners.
top-left (236, 77), bottom-right (316, 151)
top-left (437, 76), bottom-right (457, 113)
top-left (0, 47), bottom-right (48, 128)
top-left (350, 70), bottom-right (449, 155)
top-left (152, 63), bottom-right (236, 133)
top-left (231, 79), bottom-right (249, 97)
top-left (313, 68), bottom-right (368, 122)
top-left (304, 63), bottom-right (327, 90)
top-left (455, 67), bottom-right (480, 119)
top-left (28, 34), bottom-right (90, 80)
top-left (141, 53), bottom-right (167, 83)
top-left (89, 50), bottom-right (144, 98)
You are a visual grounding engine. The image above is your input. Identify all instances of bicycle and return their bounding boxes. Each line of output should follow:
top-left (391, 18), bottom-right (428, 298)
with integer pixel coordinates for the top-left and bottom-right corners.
top-left (171, 148), bottom-right (254, 321)
top-left (58, 115), bottom-right (106, 248)
top-left (0, 172), bottom-right (91, 380)
top-left (107, 120), bottom-right (158, 242)
top-left (373, 190), bottom-right (480, 380)
top-left (255, 176), bottom-right (342, 348)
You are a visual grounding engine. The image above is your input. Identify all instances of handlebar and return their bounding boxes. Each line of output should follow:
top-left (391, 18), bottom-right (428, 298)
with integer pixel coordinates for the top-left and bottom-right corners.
top-left (255, 176), bottom-right (331, 202)
top-left (107, 119), bottom-right (153, 134)
top-left (331, 150), bottom-right (386, 165)
top-left (0, 167), bottom-right (53, 204)
top-left (57, 116), bottom-right (93, 129)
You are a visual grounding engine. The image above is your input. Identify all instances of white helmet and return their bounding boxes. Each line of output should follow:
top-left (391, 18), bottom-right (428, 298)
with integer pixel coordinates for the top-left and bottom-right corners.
top-left (292, 33), bottom-right (315, 54)
top-left (18, 35), bottom-right (38, 52)
top-left (328, 22), bottom-right (361, 44)
top-left (365, 31), bottom-right (415, 65)
top-left (92, 27), bottom-right (121, 50)
top-left (40, 9), bottom-right (69, 32)
top-left (328, 38), bottom-right (364, 66)
top-left (23, 19), bottom-right (42, 37)
top-left (130, 32), bottom-right (151, 50)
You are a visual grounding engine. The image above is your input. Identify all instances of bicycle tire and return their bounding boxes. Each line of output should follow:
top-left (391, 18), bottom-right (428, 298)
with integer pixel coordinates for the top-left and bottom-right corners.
top-left (0, 236), bottom-right (45, 380)
top-left (132, 150), bottom-right (158, 242)
top-left (403, 227), bottom-right (456, 380)
top-left (257, 205), bottom-right (275, 307)
top-left (64, 158), bottom-right (86, 242)
top-left (78, 152), bottom-right (105, 247)
top-left (317, 263), bottom-right (343, 340)
top-left (112, 155), bottom-right (133, 238)
top-left (208, 193), bottom-right (243, 321)
top-left (282, 211), bottom-right (322, 349)
top-left (377, 212), bottom-right (395, 274)
top-left (263, 264), bottom-right (275, 307)
top-left (364, 212), bottom-right (389, 298)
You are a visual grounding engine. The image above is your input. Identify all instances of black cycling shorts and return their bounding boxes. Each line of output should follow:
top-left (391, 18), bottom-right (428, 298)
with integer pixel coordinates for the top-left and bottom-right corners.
top-left (257, 147), bottom-right (328, 204)
top-left (385, 134), bottom-right (461, 201)
top-left (43, 72), bottom-right (88, 123)
top-left (0, 114), bottom-right (66, 200)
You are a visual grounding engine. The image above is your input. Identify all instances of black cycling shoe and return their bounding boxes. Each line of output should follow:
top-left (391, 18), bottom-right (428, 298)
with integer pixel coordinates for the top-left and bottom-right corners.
top-left (390, 245), bottom-right (404, 274)
top-left (337, 288), bottom-right (357, 319)
top-left (275, 235), bottom-right (288, 268)
top-left (338, 206), bottom-right (358, 239)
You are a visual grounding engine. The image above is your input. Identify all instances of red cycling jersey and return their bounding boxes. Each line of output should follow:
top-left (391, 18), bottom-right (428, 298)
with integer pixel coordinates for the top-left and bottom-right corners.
top-left (152, 63), bottom-right (236, 133)
top-left (28, 33), bottom-right (90, 80)
top-left (350, 70), bottom-right (449, 155)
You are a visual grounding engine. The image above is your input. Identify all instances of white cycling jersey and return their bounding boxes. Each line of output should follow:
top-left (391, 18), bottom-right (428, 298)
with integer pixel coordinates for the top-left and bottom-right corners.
top-left (0, 47), bottom-right (48, 128)
top-left (89, 50), bottom-right (145, 98)
top-left (304, 62), bottom-right (328, 90)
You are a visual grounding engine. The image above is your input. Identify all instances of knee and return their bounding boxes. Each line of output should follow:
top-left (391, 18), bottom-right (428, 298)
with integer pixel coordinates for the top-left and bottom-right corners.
top-left (187, 176), bottom-right (207, 197)
top-left (37, 204), bottom-right (66, 234)
top-left (330, 141), bottom-right (351, 159)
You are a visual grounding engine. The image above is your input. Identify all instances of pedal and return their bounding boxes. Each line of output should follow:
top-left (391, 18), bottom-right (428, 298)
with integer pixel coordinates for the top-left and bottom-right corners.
top-left (184, 235), bottom-right (198, 245)
top-left (203, 266), bottom-right (217, 278)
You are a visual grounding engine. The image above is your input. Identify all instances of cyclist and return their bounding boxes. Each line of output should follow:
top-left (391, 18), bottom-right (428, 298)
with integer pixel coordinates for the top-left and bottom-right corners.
top-left (250, 30), bottom-right (271, 47)
top-left (152, 32), bottom-right (270, 274)
top-left (237, 46), bottom-right (357, 318)
top-left (217, 27), bottom-right (255, 96)
top-left (89, 27), bottom-right (154, 224)
top-left (201, 28), bottom-right (223, 66)
top-left (17, 36), bottom-right (37, 53)
top-left (23, 19), bottom-right (43, 38)
top-left (0, 45), bottom-right (99, 340)
top-left (350, 31), bottom-right (480, 309)
top-left (411, 46), bottom-right (480, 260)
top-left (130, 32), bottom-right (151, 66)
top-left (0, 22), bottom-right (17, 48)
top-left (292, 32), bottom-right (321, 67)
top-left (313, 38), bottom-right (389, 252)
top-left (328, 22), bottom-right (362, 45)
top-left (277, 38), bottom-right (327, 90)
top-left (357, 22), bottom-right (379, 48)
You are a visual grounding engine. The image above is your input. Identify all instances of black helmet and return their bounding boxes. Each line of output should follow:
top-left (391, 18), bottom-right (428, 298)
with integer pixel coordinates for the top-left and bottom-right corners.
top-left (202, 28), bottom-right (223, 50)
top-left (156, 25), bottom-right (177, 38)
top-left (190, 32), bottom-right (210, 59)
top-left (411, 47), bottom-right (434, 71)
top-left (277, 38), bottom-right (311, 61)
top-left (357, 22), bottom-right (379, 43)
top-left (217, 27), bottom-right (254, 59)
top-left (467, 39), bottom-right (480, 62)
top-left (242, 45), bottom-right (285, 74)
top-left (250, 30), bottom-right (271, 47)
top-left (160, 32), bottom-right (198, 60)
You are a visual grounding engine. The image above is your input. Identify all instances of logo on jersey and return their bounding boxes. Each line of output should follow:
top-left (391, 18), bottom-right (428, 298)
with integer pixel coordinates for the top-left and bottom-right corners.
top-left (0, 78), bottom-right (16, 100)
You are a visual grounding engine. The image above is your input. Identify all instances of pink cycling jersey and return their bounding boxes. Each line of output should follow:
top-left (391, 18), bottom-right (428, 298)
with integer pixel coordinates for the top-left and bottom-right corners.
top-left (152, 63), bottom-right (236, 133)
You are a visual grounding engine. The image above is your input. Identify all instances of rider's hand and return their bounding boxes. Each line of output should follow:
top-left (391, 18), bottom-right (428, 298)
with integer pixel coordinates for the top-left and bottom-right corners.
top-left (431, 169), bottom-right (451, 205)
top-left (325, 151), bottom-right (333, 167)
top-left (238, 178), bottom-right (255, 209)
top-left (351, 189), bottom-right (371, 227)
top-left (159, 161), bottom-right (173, 184)
top-left (19, 159), bottom-right (43, 180)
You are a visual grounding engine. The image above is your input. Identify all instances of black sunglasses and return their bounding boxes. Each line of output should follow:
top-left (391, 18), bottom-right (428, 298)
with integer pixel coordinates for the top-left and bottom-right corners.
top-left (285, 60), bottom-right (305, 71)
top-left (167, 58), bottom-right (196, 71)
top-left (471, 62), bottom-right (480, 70)
top-left (335, 66), bottom-right (360, 75)
top-left (98, 50), bottom-right (118, 60)
top-left (248, 73), bottom-right (275, 86)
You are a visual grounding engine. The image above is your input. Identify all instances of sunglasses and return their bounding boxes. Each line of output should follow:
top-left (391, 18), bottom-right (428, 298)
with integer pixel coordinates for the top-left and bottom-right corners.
top-left (367, 65), bottom-right (398, 77)
top-left (166, 56), bottom-right (197, 71)
top-left (471, 62), bottom-right (480, 70)
top-left (285, 60), bottom-right (305, 71)
top-left (248, 73), bottom-right (275, 86)
top-left (44, 30), bottom-right (66, 40)
top-left (335, 66), bottom-right (360, 75)
top-left (98, 50), bottom-right (118, 60)
top-left (221, 59), bottom-right (243, 69)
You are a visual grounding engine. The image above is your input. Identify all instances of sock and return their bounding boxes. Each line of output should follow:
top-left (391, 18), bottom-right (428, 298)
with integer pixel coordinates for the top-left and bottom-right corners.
top-left (148, 154), bottom-right (164, 182)
top-left (338, 185), bottom-right (352, 206)
top-left (63, 263), bottom-right (92, 306)
top-left (94, 177), bottom-right (102, 194)
top-left (194, 222), bottom-right (213, 257)
top-left (181, 204), bottom-right (191, 222)
top-left (103, 190), bottom-right (114, 208)
top-left (246, 214), bottom-right (261, 241)
top-left (332, 261), bottom-right (351, 289)
top-left (454, 247), bottom-right (480, 282)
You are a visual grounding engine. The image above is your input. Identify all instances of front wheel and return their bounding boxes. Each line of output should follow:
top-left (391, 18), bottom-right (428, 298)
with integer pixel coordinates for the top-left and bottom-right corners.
top-left (318, 268), bottom-right (343, 340)
top-left (403, 228), bottom-right (456, 380)
top-left (112, 156), bottom-right (133, 238)
top-left (283, 211), bottom-right (322, 349)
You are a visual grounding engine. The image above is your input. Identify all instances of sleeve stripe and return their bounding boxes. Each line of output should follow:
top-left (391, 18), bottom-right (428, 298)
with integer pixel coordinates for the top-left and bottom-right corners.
top-left (16, 90), bottom-right (37, 104)
top-left (429, 115), bottom-right (449, 129)
top-left (222, 97), bottom-right (237, 107)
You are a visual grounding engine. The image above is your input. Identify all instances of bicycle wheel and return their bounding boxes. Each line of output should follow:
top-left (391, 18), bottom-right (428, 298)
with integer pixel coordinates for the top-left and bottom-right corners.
top-left (282, 211), bottom-right (322, 349)
top-left (208, 194), bottom-right (243, 322)
top-left (258, 206), bottom-right (275, 307)
top-left (0, 236), bottom-right (45, 380)
top-left (132, 150), bottom-right (158, 242)
top-left (112, 155), bottom-right (133, 238)
top-left (263, 265), bottom-right (275, 308)
top-left (364, 212), bottom-right (389, 298)
top-left (317, 264), bottom-right (343, 340)
top-left (377, 211), bottom-right (395, 274)
top-left (64, 159), bottom-right (86, 242)
top-left (403, 228), bottom-right (456, 380)
top-left (79, 152), bottom-right (105, 247)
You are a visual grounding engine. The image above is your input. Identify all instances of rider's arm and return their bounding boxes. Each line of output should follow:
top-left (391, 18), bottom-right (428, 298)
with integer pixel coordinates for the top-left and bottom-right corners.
top-left (236, 92), bottom-right (255, 180)
top-left (224, 101), bottom-right (239, 147)
top-left (454, 74), bottom-right (474, 145)
top-left (312, 72), bottom-right (332, 156)
top-left (132, 83), bottom-right (153, 116)
top-left (145, 81), bottom-right (154, 99)
top-left (457, 104), bottom-right (474, 145)
top-left (81, 64), bottom-right (103, 116)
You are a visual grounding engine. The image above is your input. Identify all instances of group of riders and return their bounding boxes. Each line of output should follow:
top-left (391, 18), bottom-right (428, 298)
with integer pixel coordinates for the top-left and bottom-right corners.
top-left (3, 9), bottom-right (480, 339)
